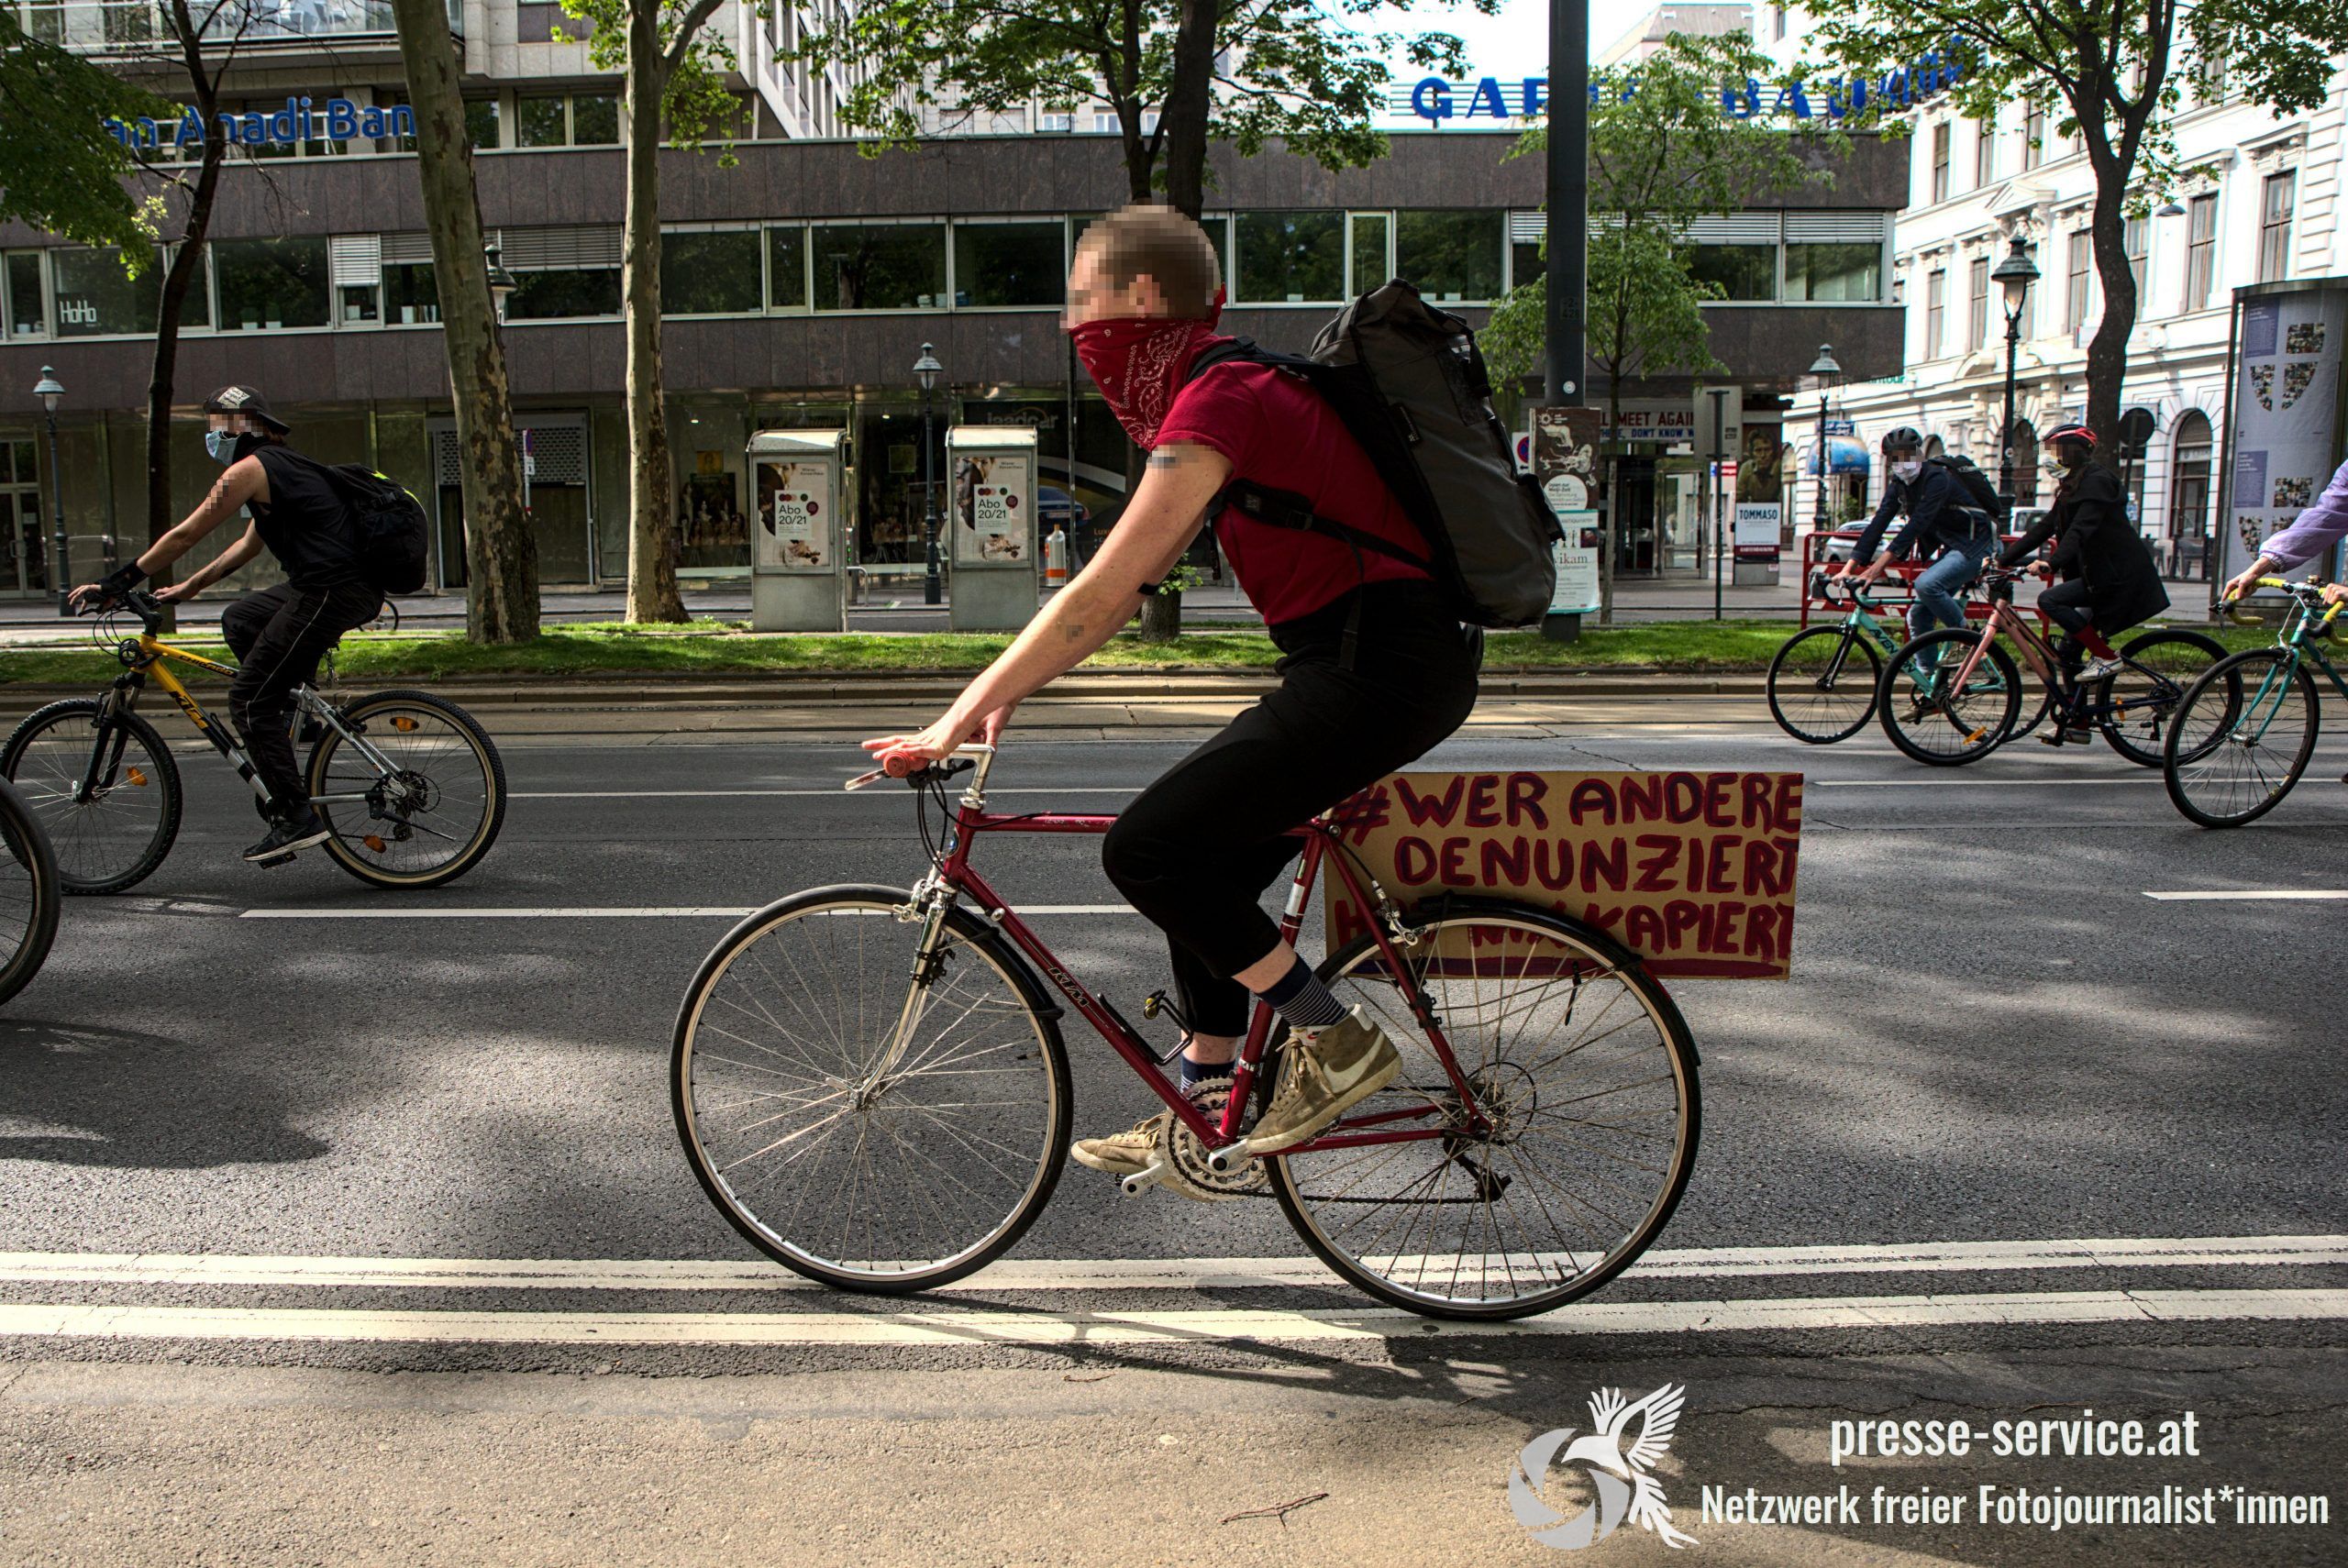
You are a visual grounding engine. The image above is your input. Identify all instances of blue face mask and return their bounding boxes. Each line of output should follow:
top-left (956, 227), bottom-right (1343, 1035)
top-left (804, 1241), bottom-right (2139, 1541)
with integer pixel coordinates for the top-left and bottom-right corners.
top-left (205, 428), bottom-right (241, 465)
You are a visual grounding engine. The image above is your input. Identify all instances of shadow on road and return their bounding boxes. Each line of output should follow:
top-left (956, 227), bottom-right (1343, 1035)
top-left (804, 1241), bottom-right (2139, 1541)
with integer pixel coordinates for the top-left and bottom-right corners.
top-left (0, 1017), bottom-right (329, 1170)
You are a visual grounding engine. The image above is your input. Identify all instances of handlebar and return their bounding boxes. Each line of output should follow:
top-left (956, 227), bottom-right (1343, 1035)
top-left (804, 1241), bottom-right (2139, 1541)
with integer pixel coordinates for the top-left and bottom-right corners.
top-left (844, 742), bottom-right (995, 793)
top-left (78, 587), bottom-right (166, 634)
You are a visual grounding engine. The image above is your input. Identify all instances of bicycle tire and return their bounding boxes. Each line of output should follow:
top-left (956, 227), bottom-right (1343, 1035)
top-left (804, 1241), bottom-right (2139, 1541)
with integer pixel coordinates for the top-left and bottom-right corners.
top-left (2093, 629), bottom-right (2229, 767)
top-left (2163, 648), bottom-right (2316, 828)
top-left (0, 778), bottom-right (60, 1006)
top-left (305, 690), bottom-right (507, 890)
top-left (1877, 629), bottom-right (2021, 767)
top-left (1766, 625), bottom-right (1882, 743)
top-left (0, 699), bottom-right (183, 895)
top-left (1266, 899), bottom-right (1700, 1321)
top-left (673, 885), bottom-right (1072, 1294)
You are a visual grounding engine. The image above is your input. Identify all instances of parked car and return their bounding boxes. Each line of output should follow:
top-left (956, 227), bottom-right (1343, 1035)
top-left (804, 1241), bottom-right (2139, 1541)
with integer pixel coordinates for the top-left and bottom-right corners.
top-left (1038, 486), bottom-right (1089, 534)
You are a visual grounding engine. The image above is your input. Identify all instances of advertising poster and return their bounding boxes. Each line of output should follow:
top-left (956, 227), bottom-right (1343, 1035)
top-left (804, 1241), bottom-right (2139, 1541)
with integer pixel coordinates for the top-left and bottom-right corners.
top-left (954, 454), bottom-right (1032, 565)
top-left (1550, 510), bottom-right (1601, 615)
top-left (1734, 502), bottom-right (1783, 558)
top-left (754, 458), bottom-right (832, 571)
top-left (1534, 409), bottom-right (1602, 613)
top-left (2224, 285), bottom-right (2348, 585)
top-left (1324, 769), bottom-right (1805, 979)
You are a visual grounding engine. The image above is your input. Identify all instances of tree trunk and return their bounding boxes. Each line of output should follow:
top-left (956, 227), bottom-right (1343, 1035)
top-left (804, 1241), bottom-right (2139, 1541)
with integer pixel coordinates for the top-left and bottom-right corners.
top-left (622, 11), bottom-right (686, 624)
top-left (1137, 590), bottom-right (1180, 641)
top-left (1600, 376), bottom-right (1623, 625)
top-left (143, 110), bottom-right (225, 630)
top-left (390, 0), bottom-right (537, 643)
top-left (1159, 0), bottom-right (1216, 218)
top-left (2081, 157), bottom-right (2134, 452)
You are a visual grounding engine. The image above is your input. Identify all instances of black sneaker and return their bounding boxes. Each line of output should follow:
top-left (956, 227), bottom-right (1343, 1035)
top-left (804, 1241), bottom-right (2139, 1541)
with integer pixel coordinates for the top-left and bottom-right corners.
top-left (245, 809), bottom-right (332, 864)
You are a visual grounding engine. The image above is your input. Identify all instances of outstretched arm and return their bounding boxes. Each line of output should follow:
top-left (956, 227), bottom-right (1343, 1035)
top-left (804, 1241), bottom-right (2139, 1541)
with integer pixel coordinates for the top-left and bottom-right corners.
top-left (68, 456), bottom-right (267, 608)
top-left (864, 442), bottom-right (1233, 768)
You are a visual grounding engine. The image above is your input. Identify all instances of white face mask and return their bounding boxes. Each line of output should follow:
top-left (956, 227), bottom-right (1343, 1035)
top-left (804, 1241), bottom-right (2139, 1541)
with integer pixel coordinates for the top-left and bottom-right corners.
top-left (1892, 459), bottom-right (1922, 483)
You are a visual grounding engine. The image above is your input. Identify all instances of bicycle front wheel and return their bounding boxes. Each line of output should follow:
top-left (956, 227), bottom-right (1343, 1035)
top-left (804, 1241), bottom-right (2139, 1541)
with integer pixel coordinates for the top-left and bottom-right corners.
top-left (2164, 649), bottom-right (2314, 827)
top-left (0, 779), bottom-right (60, 1006)
top-left (1268, 902), bottom-right (1700, 1320)
top-left (673, 887), bottom-right (1071, 1293)
top-left (1877, 629), bottom-right (2021, 766)
top-left (2095, 630), bottom-right (2229, 767)
top-left (1766, 625), bottom-right (1881, 743)
top-left (1, 699), bottom-right (183, 894)
top-left (305, 690), bottom-right (506, 889)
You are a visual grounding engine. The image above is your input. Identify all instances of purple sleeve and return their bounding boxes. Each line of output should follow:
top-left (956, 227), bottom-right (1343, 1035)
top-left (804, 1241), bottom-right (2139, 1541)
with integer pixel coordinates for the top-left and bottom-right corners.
top-left (2262, 458), bottom-right (2348, 572)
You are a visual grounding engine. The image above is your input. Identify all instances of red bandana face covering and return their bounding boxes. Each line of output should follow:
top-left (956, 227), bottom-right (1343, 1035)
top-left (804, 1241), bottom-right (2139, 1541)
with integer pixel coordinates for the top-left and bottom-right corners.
top-left (1069, 304), bottom-right (1224, 449)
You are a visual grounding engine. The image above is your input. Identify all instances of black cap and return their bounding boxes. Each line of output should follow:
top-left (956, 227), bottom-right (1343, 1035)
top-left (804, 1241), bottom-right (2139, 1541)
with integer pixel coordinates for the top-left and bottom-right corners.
top-left (201, 385), bottom-right (290, 433)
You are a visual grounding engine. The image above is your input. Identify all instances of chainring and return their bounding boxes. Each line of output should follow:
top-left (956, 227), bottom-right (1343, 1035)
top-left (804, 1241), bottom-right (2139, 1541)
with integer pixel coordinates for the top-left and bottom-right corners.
top-left (1161, 1079), bottom-right (1268, 1201)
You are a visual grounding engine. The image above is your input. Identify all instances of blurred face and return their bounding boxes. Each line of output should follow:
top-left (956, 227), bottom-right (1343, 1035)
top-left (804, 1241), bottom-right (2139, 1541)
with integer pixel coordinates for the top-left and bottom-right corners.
top-left (207, 412), bottom-right (261, 438)
top-left (1061, 244), bottom-right (1171, 330)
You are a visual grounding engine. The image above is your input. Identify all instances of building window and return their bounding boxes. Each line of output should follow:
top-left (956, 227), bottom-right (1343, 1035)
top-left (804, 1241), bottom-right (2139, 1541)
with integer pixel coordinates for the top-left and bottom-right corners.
top-left (1688, 245), bottom-right (1777, 302)
top-left (952, 219), bottom-right (1065, 306)
top-left (1930, 123), bottom-right (1951, 203)
top-left (384, 262), bottom-right (439, 324)
top-left (2259, 171), bottom-right (2295, 282)
top-left (2185, 193), bottom-right (2217, 309)
top-left (50, 248), bottom-right (182, 337)
top-left (661, 229), bottom-right (763, 315)
top-left (466, 98), bottom-right (501, 149)
top-left (1395, 210), bottom-right (1502, 303)
top-left (811, 222), bottom-right (947, 309)
top-left (2169, 410), bottom-right (2213, 573)
top-left (1235, 211), bottom-right (1345, 304)
top-left (517, 94), bottom-right (568, 148)
top-left (508, 268), bottom-right (622, 319)
top-left (2065, 229), bottom-right (2091, 332)
top-left (572, 93), bottom-right (620, 145)
top-left (514, 92), bottom-right (616, 149)
top-left (1770, 3), bottom-right (1785, 39)
top-left (767, 226), bottom-right (806, 310)
top-left (5, 252), bottom-right (44, 337)
top-left (1967, 254), bottom-right (1989, 348)
top-left (1924, 268), bottom-right (1946, 357)
top-left (1784, 243), bottom-right (1881, 302)
top-left (213, 237), bottom-right (330, 331)
top-left (1352, 213), bottom-right (1393, 295)
top-left (2123, 213), bottom-right (2147, 301)
top-left (1973, 117), bottom-right (1994, 188)
top-left (2021, 103), bottom-right (2044, 171)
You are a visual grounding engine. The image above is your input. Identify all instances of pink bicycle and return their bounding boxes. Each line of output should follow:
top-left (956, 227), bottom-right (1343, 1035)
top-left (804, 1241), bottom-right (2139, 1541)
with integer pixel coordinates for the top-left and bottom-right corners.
top-left (670, 745), bottom-right (1700, 1320)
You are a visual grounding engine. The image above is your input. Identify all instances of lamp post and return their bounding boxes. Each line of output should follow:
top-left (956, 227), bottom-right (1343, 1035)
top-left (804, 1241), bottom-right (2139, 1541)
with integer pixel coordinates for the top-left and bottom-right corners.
top-left (1990, 237), bottom-right (2040, 512)
top-left (484, 241), bottom-right (517, 326)
top-left (1807, 344), bottom-right (1842, 534)
top-left (33, 367), bottom-right (67, 615)
top-left (914, 342), bottom-right (943, 606)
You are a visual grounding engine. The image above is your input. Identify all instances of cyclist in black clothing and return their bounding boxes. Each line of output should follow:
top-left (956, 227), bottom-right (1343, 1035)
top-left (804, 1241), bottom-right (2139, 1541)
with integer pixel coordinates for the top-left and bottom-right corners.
top-left (70, 386), bottom-right (382, 865)
top-left (1841, 426), bottom-right (1997, 642)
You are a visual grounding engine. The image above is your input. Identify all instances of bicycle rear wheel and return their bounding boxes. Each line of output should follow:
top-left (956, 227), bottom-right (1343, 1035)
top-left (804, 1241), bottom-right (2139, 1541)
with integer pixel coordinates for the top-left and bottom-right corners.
top-left (2163, 649), bottom-right (2313, 827)
top-left (673, 886), bottom-right (1071, 1293)
top-left (1877, 629), bottom-right (2021, 766)
top-left (1766, 625), bottom-right (1881, 743)
top-left (305, 690), bottom-right (505, 889)
top-left (1, 699), bottom-right (183, 894)
top-left (2094, 630), bottom-right (2228, 767)
top-left (0, 779), bottom-right (59, 1006)
top-left (1267, 902), bottom-right (1699, 1320)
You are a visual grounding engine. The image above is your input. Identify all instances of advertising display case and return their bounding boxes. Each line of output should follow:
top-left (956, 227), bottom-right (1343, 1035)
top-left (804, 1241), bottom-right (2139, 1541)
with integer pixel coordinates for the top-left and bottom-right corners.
top-left (2218, 278), bottom-right (2348, 600)
top-left (747, 428), bottom-right (847, 632)
top-left (945, 425), bottom-right (1040, 632)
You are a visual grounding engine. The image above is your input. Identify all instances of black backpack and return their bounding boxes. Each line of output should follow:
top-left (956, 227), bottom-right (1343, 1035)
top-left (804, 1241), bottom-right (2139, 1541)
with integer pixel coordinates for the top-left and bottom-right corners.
top-left (306, 459), bottom-right (429, 595)
top-left (1926, 453), bottom-right (2008, 525)
top-left (1185, 281), bottom-right (1561, 627)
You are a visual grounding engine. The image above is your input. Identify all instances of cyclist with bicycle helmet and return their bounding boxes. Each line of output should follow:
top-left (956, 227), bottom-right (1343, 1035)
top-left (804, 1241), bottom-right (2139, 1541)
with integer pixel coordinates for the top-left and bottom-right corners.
top-left (1843, 427), bottom-right (1997, 645)
top-left (66, 386), bottom-right (382, 865)
top-left (1995, 424), bottom-right (2167, 716)
top-left (865, 203), bottom-right (1478, 1178)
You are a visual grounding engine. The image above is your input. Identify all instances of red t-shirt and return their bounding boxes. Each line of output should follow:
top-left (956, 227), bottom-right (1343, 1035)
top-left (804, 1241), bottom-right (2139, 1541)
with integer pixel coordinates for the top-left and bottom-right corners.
top-left (1153, 355), bottom-right (1431, 625)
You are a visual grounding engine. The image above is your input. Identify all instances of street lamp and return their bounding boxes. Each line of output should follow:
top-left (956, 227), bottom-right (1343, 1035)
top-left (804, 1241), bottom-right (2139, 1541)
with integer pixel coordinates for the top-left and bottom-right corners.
top-left (914, 342), bottom-right (943, 606)
top-left (1990, 237), bottom-right (2041, 510)
top-left (33, 367), bottom-right (67, 616)
top-left (1807, 344), bottom-right (1842, 533)
top-left (484, 241), bottom-right (517, 325)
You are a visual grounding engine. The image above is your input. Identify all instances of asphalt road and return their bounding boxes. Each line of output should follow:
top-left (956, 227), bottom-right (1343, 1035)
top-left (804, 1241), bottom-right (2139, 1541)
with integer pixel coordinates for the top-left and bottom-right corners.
top-left (0, 705), bottom-right (2342, 1564)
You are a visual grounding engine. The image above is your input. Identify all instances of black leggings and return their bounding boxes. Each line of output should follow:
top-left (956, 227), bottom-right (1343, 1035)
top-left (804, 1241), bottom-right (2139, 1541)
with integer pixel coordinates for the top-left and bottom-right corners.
top-left (221, 580), bottom-right (384, 811)
top-left (2039, 577), bottom-right (2093, 637)
top-left (1102, 580), bottom-right (1479, 1037)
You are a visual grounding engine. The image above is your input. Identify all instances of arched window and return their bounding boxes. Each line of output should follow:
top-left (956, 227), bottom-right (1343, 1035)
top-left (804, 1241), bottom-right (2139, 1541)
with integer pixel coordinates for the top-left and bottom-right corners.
top-left (2009, 418), bottom-right (2039, 505)
top-left (2169, 411), bottom-right (2214, 578)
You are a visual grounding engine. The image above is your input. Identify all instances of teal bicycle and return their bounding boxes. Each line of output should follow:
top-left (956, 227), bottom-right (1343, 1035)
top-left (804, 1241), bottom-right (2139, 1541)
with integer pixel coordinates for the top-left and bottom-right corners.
top-left (2162, 578), bottom-right (2335, 826)
top-left (1767, 572), bottom-right (1912, 743)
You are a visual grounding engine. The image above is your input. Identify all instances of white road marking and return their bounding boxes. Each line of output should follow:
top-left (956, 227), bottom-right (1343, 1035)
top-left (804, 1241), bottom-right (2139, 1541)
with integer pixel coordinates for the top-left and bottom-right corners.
top-left (0, 1289), bottom-right (2336, 1348)
top-left (1809, 778), bottom-right (2160, 788)
top-left (237, 904), bottom-right (1138, 921)
top-left (512, 787), bottom-right (1146, 800)
top-left (0, 1234), bottom-right (2331, 1294)
top-left (2143, 889), bottom-right (2348, 901)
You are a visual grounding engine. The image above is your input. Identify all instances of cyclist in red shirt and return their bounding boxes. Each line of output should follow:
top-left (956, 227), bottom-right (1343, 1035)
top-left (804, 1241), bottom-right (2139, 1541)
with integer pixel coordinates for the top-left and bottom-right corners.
top-left (867, 203), bottom-right (1479, 1178)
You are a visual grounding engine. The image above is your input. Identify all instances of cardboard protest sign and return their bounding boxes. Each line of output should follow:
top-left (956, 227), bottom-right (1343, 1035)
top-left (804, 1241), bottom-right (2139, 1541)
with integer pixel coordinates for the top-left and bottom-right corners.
top-left (1324, 770), bottom-right (1804, 979)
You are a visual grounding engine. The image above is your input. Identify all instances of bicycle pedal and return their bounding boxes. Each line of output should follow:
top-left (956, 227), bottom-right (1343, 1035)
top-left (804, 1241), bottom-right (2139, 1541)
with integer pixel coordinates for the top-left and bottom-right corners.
top-left (251, 851), bottom-right (297, 869)
top-left (1117, 1159), bottom-right (1168, 1198)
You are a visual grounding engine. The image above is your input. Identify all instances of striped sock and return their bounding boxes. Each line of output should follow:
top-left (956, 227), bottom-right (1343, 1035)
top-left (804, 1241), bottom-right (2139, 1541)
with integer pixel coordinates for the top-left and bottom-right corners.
top-left (1255, 953), bottom-right (1347, 1032)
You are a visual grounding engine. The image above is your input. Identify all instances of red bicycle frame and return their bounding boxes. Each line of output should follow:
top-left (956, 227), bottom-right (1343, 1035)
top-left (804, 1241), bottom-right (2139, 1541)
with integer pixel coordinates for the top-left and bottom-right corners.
top-left (898, 747), bottom-right (1490, 1155)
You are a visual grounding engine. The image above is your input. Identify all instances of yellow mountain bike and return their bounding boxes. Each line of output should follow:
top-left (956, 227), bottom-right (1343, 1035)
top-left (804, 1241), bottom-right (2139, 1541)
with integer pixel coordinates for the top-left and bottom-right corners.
top-left (3, 590), bottom-right (505, 894)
